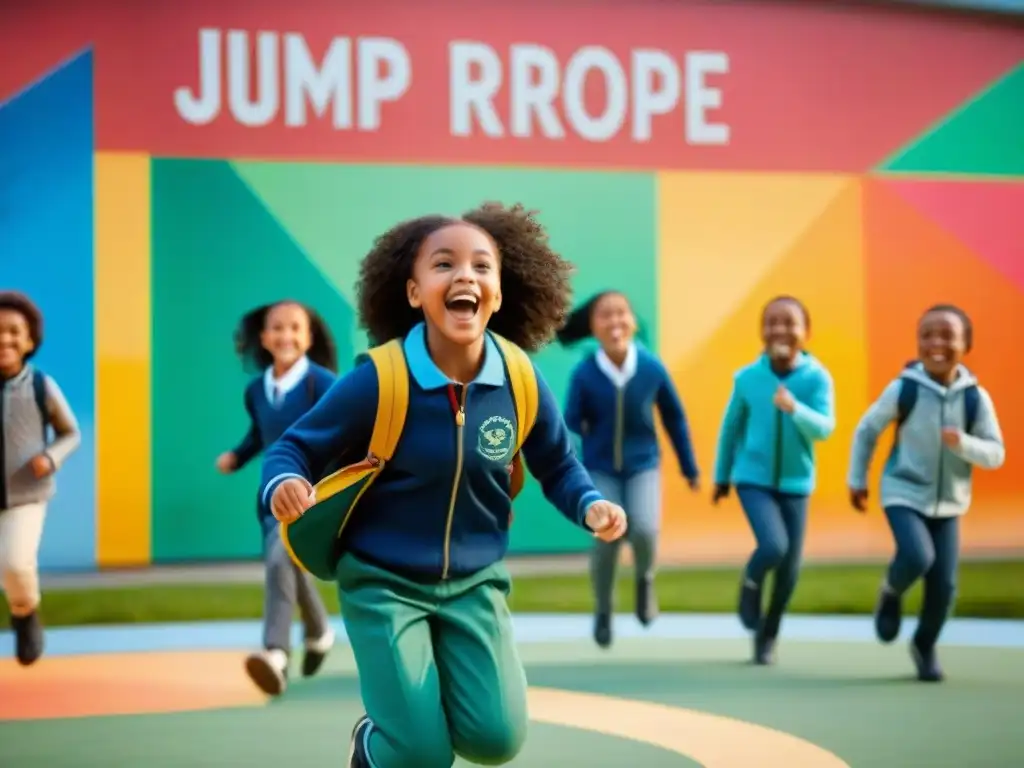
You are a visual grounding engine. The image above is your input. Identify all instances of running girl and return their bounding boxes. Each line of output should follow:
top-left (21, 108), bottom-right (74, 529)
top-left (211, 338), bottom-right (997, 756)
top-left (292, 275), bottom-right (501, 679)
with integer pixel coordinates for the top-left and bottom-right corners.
top-left (558, 290), bottom-right (699, 648)
top-left (0, 291), bottom-right (80, 666)
top-left (712, 295), bottom-right (835, 665)
top-left (216, 299), bottom-right (338, 696)
top-left (848, 304), bottom-right (1004, 682)
top-left (261, 203), bottom-right (628, 768)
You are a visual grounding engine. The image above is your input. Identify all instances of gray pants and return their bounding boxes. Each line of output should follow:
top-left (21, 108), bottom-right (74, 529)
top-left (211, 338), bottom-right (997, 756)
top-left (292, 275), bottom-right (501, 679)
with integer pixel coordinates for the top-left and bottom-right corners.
top-left (262, 524), bottom-right (331, 653)
top-left (589, 469), bottom-right (661, 616)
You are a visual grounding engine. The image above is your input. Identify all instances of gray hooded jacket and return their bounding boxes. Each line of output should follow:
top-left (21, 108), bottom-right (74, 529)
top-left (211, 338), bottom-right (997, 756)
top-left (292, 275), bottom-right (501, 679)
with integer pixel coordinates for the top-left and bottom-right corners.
top-left (847, 363), bottom-right (1004, 518)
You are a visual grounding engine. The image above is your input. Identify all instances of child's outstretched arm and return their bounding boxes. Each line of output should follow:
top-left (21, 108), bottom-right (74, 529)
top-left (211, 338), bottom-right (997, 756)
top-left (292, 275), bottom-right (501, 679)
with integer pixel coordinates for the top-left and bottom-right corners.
top-left (791, 369), bottom-right (836, 442)
top-left (260, 363), bottom-right (378, 508)
top-left (655, 365), bottom-right (700, 483)
top-left (42, 376), bottom-right (80, 469)
top-left (847, 380), bottom-right (900, 490)
top-left (712, 375), bottom-right (747, 488)
top-left (231, 386), bottom-right (263, 469)
top-left (949, 387), bottom-right (1005, 469)
top-left (521, 365), bottom-right (604, 528)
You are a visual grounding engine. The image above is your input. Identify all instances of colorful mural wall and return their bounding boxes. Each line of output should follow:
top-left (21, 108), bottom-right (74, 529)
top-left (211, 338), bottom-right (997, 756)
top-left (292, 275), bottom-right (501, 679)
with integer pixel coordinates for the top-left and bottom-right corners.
top-left (2, 0), bottom-right (1022, 570)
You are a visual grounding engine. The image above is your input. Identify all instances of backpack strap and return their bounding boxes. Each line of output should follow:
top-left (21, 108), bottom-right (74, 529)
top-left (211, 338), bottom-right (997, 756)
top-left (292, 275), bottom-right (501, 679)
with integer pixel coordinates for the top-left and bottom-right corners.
top-left (492, 334), bottom-right (539, 452)
top-left (895, 378), bottom-right (918, 432)
top-left (365, 339), bottom-right (409, 463)
top-left (963, 384), bottom-right (980, 435)
top-left (32, 369), bottom-right (49, 437)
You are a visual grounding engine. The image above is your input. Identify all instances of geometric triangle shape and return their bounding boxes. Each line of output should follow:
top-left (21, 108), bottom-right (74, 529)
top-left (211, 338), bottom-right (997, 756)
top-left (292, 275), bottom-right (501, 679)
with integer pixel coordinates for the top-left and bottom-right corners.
top-left (149, 159), bottom-right (357, 563)
top-left (0, 48), bottom-right (96, 571)
top-left (657, 172), bottom-right (853, 370)
top-left (884, 179), bottom-right (1024, 291)
top-left (880, 63), bottom-right (1024, 176)
top-left (862, 178), bottom-right (1024, 503)
top-left (659, 181), bottom-right (867, 562)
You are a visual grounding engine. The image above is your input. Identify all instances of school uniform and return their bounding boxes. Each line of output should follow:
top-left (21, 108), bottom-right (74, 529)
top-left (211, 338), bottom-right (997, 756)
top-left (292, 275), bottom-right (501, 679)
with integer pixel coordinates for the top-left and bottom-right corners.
top-left (261, 323), bottom-right (602, 768)
top-left (713, 352), bottom-right (835, 657)
top-left (564, 342), bottom-right (698, 638)
top-left (232, 356), bottom-right (335, 678)
top-left (1, 363), bottom-right (80, 664)
top-left (848, 362), bottom-right (1004, 679)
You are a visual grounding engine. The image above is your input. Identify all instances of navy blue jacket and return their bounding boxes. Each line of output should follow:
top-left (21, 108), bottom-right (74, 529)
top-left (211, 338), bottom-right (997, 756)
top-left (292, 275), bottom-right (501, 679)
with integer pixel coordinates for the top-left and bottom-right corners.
top-left (564, 347), bottom-right (699, 480)
top-left (260, 324), bottom-right (602, 580)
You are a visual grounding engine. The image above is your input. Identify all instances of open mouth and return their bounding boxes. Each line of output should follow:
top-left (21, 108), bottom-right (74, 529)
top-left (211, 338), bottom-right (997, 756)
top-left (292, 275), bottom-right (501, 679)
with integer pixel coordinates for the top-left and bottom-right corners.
top-left (445, 293), bottom-right (480, 321)
top-left (927, 351), bottom-right (951, 364)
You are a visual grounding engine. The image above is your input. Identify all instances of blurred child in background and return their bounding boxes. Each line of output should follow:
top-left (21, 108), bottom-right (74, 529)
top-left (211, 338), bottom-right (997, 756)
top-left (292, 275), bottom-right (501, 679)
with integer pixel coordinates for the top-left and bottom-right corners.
top-left (848, 304), bottom-right (1004, 682)
top-left (558, 290), bottom-right (699, 649)
top-left (712, 295), bottom-right (835, 665)
top-left (216, 299), bottom-right (338, 696)
top-left (0, 291), bottom-right (80, 666)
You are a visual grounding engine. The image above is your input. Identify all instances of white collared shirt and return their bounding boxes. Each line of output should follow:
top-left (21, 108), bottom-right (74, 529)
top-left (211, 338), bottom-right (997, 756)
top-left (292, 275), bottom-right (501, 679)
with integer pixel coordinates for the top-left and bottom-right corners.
top-left (263, 356), bottom-right (310, 406)
top-left (595, 342), bottom-right (637, 389)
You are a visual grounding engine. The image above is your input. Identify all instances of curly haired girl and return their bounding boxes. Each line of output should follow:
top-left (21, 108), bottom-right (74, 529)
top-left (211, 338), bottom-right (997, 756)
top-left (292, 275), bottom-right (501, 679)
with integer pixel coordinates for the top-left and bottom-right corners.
top-left (260, 202), bottom-right (627, 768)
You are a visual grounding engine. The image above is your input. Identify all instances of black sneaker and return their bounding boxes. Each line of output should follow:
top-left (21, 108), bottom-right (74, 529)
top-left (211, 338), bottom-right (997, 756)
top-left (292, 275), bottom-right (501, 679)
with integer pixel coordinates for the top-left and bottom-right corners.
top-left (753, 628), bottom-right (777, 666)
top-left (910, 639), bottom-right (944, 683)
top-left (738, 578), bottom-right (762, 631)
top-left (635, 577), bottom-right (658, 627)
top-left (301, 628), bottom-right (335, 677)
top-left (874, 586), bottom-right (902, 644)
top-left (348, 715), bottom-right (372, 767)
top-left (12, 611), bottom-right (44, 666)
top-left (594, 613), bottom-right (612, 649)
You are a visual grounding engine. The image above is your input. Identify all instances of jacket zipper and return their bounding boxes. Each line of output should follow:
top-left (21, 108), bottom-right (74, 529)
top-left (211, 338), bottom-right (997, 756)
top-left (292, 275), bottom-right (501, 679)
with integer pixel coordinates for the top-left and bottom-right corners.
top-left (773, 408), bottom-right (783, 488)
top-left (613, 386), bottom-right (625, 472)
top-left (934, 395), bottom-right (946, 516)
top-left (441, 383), bottom-right (467, 580)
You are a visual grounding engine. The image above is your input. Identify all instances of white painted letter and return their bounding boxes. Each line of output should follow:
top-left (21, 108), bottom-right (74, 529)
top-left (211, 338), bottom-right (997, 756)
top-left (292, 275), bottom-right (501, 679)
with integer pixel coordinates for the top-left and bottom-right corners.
top-left (563, 47), bottom-right (627, 142)
top-left (284, 34), bottom-right (352, 129)
top-left (631, 49), bottom-right (680, 142)
top-left (509, 44), bottom-right (563, 139)
top-left (449, 41), bottom-right (504, 138)
top-left (357, 38), bottom-right (411, 131)
top-left (685, 51), bottom-right (729, 145)
top-left (227, 30), bottom-right (280, 127)
top-left (174, 28), bottom-right (222, 125)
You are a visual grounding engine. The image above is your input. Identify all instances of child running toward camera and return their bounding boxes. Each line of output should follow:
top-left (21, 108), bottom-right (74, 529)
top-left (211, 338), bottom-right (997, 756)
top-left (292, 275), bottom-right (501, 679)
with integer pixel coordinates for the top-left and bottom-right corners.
top-left (216, 299), bottom-right (338, 696)
top-left (712, 295), bottom-right (835, 665)
top-left (848, 304), bottom-right (1004, 682)
top-left (0, 291), bottom-right (80, 666)
top-left (558, 290), bottom-right (699, 648)
top-left (261, 203), bottom-right (627, 768)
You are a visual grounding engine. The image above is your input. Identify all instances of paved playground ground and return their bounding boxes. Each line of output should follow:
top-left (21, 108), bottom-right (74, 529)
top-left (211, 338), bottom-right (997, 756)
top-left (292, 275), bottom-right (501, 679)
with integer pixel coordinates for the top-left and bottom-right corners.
top-left (2, 614), bottom-right (1020, 766)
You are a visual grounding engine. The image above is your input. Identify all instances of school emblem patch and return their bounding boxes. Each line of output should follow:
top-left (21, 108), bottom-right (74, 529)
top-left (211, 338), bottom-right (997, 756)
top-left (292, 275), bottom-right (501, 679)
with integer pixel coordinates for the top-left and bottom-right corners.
top-left (478, 415), bottom-right (515, 462)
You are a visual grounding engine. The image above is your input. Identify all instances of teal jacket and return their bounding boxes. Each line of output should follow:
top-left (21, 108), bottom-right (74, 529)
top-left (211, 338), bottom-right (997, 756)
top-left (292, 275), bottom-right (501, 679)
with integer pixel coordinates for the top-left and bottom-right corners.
top-left (847, 363), bottom-right (1004, 518)
top-left (713, 352), bottom-right (836, 495)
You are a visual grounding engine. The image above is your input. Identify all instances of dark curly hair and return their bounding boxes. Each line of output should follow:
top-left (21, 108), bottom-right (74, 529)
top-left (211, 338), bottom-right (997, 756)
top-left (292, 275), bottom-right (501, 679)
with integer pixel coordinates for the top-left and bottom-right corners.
top-left (0, 291), bottom-right (44, 359)
top-left (557, 290), bottom-right (635, 346)
top-left (921, 303), bottom-right (973, 352)
top-left (354, 202), bottom-right (575, 352)
top-left (762, 294), bottom-right (811, 332)
top-left (233, 300), bottom-right (338, 373)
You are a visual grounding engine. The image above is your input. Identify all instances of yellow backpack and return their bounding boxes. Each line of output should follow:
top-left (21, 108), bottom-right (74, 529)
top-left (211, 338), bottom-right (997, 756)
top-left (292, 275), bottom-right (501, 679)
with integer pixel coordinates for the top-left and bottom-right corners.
top-left (281, 334), bottom-right (539, 580)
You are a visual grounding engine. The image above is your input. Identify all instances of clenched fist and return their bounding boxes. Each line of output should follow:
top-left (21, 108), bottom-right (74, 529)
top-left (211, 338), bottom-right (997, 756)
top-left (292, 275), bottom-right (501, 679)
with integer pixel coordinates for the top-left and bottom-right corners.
top-left (270, 477), bottom-right (316, 523)
top-left (584, 500), bottom-right (628, 542)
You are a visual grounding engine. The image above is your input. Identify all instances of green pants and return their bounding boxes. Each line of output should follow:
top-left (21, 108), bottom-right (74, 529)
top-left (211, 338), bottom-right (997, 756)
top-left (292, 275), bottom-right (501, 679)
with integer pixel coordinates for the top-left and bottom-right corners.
top-left (336, 553), bottom-right (528, 767)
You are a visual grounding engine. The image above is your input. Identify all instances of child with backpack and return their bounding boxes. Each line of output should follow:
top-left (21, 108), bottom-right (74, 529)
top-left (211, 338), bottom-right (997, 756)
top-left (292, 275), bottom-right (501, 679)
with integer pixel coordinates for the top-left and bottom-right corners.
top-left (261, 203), bottom-right (628, 768)
top-left (557, 290), bottom-right (700, 649)
top-left (215, 300), bottom-right (338, 696)
top-left (847, 304), bottom-right (1004, 682)
top-left (712, 295), bottom-right (835, 665)
top-left (0, 291), bottom-right (80, 666)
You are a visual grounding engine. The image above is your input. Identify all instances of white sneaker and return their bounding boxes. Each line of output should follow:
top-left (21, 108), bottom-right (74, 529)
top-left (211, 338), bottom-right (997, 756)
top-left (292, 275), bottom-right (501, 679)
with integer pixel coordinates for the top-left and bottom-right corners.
top-left (245, 648), bottom-right (288, 696)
